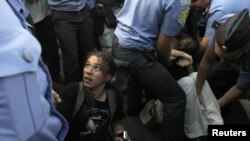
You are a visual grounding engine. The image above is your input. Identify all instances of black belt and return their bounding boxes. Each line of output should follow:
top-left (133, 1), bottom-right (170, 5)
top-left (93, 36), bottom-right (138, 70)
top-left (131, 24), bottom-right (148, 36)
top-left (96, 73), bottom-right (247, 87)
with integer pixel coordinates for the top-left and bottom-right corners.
top-left (52, 5), bottom-right (88, 16)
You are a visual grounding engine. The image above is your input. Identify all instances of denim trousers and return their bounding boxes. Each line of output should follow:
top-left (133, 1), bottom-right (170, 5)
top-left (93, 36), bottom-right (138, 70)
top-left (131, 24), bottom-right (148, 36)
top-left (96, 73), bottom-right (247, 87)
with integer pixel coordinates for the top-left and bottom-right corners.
top-left (51, 6), bottom-right (95, 84)
top-left (112, 38), bottom-right (186, 141)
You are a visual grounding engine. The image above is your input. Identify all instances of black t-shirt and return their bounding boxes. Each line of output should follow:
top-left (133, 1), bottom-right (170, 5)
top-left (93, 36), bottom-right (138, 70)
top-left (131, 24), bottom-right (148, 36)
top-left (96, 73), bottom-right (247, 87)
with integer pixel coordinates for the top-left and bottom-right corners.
top-left (78, 94), bottom-right (126, 141)
top-left (79, 98), bottom-right (110, 141)
top-left (56, 83), bottom-right (126, 141)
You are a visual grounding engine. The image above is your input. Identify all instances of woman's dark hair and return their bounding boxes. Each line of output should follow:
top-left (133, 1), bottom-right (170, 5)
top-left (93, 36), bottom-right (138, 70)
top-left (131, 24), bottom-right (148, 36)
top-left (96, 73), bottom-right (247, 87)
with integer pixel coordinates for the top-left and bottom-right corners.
top-left (84, 51), bottom-right (116, 76)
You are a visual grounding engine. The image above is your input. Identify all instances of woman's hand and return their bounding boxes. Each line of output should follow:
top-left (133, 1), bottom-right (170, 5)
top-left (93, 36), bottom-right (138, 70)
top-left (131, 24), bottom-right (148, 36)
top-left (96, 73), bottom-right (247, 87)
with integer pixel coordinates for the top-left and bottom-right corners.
top-left (114, 137), bottom-right (124, 141)
top-left (52, 89), bottom-right (62, 105)
top-left (176, 56), bottom-right (193, 67)
top-left (170, 49), bottom-right (193, 67)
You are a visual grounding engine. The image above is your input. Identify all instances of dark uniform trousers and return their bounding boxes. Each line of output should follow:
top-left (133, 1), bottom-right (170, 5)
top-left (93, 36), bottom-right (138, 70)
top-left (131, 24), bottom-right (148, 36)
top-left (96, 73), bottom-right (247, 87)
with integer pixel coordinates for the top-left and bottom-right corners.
top-left (112, 37), bottom-right (186, 141)
top-left (51, 5), bottom-right (95, 84)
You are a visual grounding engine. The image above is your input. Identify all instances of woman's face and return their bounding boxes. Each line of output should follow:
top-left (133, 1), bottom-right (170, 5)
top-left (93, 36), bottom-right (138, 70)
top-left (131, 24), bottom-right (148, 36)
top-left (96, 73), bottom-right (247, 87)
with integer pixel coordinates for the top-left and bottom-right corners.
top-left (83, 55), bottom-right (111, 89)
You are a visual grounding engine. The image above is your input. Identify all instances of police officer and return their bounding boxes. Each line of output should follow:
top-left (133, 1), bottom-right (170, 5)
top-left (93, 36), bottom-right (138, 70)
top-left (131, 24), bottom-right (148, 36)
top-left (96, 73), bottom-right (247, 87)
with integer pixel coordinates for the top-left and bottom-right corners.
top-left (0, 0), bottom-right (68, 140)
top-left (22, 0), bottom-right (62, 83)
top-left (193, 0), bottom-right (250, 108)
top-left (48, 0), bottom-right (95, 84)
top-left (112, 0), bottom-right (191, 141)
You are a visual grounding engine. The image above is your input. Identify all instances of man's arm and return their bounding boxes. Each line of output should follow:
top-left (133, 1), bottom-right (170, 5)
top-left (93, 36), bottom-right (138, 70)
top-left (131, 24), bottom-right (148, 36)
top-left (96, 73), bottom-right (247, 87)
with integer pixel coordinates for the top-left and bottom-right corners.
top-left (198, 37), bottom-right (209, 58)
top-left (156, 33), bottom-right (174, 65)
top-left (195, 46), bottom-right (217, 107)
top-left (218, 85), bottom-right (247, 108)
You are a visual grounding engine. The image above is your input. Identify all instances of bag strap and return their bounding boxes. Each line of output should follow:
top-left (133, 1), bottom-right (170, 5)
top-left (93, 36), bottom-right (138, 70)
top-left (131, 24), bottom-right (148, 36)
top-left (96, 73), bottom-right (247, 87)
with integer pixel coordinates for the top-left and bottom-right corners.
top-left (70, 82), bottom-right (84, 123)
top-left (107, 88), bottom-right (117, 120)
top-left (106, 87), bottom-right (118, 139)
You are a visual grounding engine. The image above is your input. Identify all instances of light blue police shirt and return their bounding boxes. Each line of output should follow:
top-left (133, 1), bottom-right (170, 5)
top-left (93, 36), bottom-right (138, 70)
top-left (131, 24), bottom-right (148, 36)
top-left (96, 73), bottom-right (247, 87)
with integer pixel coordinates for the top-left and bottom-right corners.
top-left (7, 0), bottom-right (29, 29)
top-left (48, 0), bottom-right (87, 11)
top-left (204, 0), bottom-right (250, 49)
top-left (0, 0), bottom-right (68, 141)
top-left (114, 0), bottom-right (190, 52)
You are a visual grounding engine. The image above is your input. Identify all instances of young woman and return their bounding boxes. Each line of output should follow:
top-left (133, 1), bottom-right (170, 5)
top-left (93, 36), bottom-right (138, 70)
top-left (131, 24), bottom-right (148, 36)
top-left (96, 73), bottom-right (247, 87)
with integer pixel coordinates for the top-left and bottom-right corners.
top-left (56, 51), bottom-right (126, 141)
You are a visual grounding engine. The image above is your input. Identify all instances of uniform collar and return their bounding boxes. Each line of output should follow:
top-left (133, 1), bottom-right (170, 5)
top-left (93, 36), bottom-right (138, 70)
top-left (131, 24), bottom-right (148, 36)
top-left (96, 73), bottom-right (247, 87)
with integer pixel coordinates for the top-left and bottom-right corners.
top-left (6, 0), bottom-right (30, 29)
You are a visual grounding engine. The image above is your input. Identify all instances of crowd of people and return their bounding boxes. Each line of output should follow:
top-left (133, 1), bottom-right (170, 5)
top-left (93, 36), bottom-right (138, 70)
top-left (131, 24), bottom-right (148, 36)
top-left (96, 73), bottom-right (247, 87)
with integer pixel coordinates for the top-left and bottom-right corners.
top-left (1, 0), bottom-right (250, 141)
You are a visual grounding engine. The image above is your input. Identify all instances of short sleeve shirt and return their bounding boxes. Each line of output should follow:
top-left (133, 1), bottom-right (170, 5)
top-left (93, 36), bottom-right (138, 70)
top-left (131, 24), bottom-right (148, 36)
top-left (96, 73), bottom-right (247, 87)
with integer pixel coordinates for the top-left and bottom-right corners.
top-left (48, 0), bottom-right (87, 11)
top-left (114, 0), bottom-right (190, 52)
top-left (204, 0), bottom-right (250, 49)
